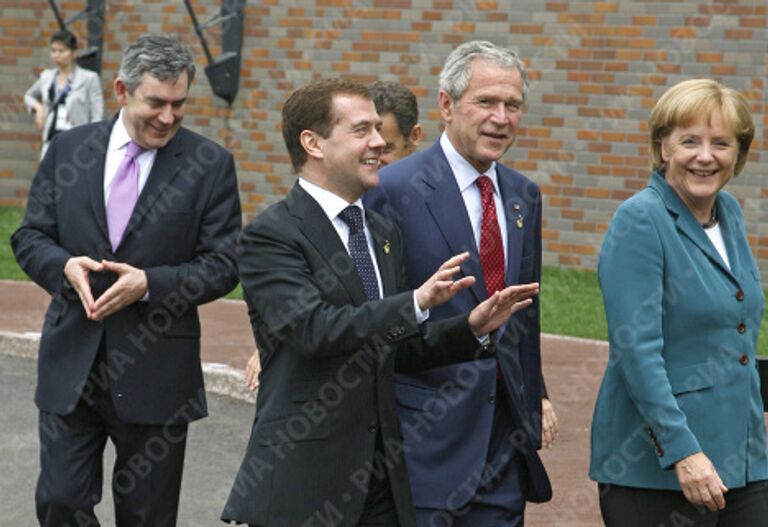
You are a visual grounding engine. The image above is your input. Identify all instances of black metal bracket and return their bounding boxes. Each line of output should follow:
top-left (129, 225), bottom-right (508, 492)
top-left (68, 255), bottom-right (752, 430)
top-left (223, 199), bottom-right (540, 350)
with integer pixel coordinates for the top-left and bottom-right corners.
top-left (47, 0), bottom-right (105, 74)
top-left (183, 0), bottom-right (244, 105)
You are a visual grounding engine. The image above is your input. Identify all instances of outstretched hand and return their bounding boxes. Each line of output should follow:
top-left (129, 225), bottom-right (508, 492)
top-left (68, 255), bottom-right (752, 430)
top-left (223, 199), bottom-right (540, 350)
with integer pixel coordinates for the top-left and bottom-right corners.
top-left (467, 282), bottom-right (539, 337)
top-left (415, 252), bottom-right (476, 311)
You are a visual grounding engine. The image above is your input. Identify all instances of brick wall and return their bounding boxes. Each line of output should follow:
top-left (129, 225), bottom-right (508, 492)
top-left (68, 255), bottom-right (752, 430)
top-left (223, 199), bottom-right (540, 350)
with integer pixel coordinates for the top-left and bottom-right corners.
top-left (1, 0), bottom-right (765, 272)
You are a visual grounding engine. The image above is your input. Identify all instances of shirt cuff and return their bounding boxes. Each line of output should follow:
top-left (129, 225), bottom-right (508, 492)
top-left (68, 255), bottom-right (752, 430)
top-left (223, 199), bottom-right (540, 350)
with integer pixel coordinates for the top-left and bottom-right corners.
top-left (476, 333), bottom-right (490, 346)
top-left (412, 292), bottom-right (429, 324)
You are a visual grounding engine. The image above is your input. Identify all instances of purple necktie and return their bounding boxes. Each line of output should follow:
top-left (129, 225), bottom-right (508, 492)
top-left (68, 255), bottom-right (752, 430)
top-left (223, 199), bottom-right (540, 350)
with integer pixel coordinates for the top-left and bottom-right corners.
top-left (107, 141), bottom-right (143, 251)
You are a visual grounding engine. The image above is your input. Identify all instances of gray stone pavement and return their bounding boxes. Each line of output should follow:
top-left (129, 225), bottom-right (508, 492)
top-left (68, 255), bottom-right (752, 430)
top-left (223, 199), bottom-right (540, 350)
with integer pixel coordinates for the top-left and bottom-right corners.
top-left (0, 279), bottom-right (608, 526)
top-left (0, 353), bottom-right (254, 526)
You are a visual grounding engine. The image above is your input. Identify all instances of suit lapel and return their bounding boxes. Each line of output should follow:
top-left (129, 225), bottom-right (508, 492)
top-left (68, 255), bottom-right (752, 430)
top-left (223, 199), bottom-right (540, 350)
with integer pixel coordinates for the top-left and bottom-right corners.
top-left (288, 184), bottom-right (368, 305)
top-left (121, 132), bottom-right (184, 247)
top-left (497, 166), bottom-right (525, 287)
top-left (85, 121), bottom-right (113, 245)
top-left (367, 211), bottom-right (397, 297)
top-left (421, 144), bottom-right (487, 304)
top-left (650, 172), bottom-right (736, 282)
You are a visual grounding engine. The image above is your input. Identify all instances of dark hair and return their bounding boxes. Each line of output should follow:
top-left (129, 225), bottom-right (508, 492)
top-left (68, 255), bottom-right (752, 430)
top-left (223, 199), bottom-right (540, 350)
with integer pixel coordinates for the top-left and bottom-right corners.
top-left (119, 34), bottom-right (196, 94)
top-left (50, 29), bottom-right (77, 51)
top-left (282, 78), bottom-right (371, 172)
top-left (368, 81), bottom-right (419, 140)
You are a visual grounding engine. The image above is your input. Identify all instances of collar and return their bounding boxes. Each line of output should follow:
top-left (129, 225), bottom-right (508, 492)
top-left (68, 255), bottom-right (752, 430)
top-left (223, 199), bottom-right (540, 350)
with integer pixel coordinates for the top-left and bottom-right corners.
top-left (107, 108), bottom-right (157, 156)
top-left (298, 177), bottom-right (365, 223)
top-left (439, 132), bottom-right (500, 195)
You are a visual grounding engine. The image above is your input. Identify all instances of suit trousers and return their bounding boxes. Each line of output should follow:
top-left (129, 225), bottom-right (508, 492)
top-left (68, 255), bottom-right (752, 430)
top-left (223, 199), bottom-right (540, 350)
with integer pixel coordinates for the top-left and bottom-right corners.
top-left (415, 382), bottom-right (527, 527)
top-left (36, 343), bottom-right (188, 527)
top-left (599, 480), bottom-right (768, 527)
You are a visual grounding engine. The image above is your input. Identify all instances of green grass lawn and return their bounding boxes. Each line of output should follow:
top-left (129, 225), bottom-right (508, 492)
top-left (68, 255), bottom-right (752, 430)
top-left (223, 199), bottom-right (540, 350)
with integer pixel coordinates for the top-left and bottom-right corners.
top-left (2, 205), bottom-right (766, 353)
top-left (540, 265), bottom-right (607, 340)
top-left (0, 207), bottom-right (26, 281)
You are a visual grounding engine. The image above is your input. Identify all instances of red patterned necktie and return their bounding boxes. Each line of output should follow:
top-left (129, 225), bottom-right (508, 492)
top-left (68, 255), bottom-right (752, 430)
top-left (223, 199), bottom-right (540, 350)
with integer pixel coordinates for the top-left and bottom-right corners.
top-left (476, 175), bottom-right (505, 297)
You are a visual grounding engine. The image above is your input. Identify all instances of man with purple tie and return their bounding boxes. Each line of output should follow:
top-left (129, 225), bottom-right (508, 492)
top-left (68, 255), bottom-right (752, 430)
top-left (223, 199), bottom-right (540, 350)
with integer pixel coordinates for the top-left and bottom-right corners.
top-left (12, 35), bottom-right (241, 526)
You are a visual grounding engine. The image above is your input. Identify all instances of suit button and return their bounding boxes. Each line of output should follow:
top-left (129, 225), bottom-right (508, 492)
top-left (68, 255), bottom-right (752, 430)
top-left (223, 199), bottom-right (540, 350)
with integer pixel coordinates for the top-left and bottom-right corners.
top-left (368, 424), bottom-right (378, 432)
top-left (740, 354), bottom-right (749, 365)
top-left (488, 394), bottom-right (496, 404)
top-left (737, 323), bottom-right (746, 334)
top-left (736, 290), bottom-right (745, 301)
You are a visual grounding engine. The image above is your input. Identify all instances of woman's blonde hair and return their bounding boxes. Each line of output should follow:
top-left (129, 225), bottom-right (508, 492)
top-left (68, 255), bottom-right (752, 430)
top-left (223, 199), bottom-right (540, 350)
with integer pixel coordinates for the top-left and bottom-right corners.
top-left (649, 78), bottom-right (754, 176)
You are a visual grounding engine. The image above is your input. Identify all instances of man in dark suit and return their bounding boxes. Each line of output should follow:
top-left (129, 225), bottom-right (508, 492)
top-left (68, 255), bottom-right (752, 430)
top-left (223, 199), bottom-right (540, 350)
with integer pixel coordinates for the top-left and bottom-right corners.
top-left (366, 40), bottom-right (557, 526)
top-left (12, 35), bottom-right (241, 526)
top-left (221, 78), bottom-right (539, 527)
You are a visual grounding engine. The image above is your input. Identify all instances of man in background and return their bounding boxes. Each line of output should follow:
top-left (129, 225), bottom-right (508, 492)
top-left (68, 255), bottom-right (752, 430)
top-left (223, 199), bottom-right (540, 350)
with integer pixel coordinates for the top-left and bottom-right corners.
top-left (12, 35), bottom-right (240, 526)
top-left (368, 80), bottom-right (424, 166)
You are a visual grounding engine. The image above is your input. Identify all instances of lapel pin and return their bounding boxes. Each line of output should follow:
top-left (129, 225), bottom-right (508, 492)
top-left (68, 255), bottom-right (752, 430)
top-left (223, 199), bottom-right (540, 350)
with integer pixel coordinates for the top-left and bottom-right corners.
top-left (515, 215), bottom-right (524, 229)
top-left (512, 202), bottom-right (521, 211)
top-left (383, 240), bottom-right (391, 254)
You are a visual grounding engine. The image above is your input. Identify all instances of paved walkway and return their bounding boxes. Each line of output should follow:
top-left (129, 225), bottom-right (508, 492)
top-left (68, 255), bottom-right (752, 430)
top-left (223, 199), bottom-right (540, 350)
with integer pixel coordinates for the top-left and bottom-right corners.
top-left (0, 279), bottom-right (606, 526)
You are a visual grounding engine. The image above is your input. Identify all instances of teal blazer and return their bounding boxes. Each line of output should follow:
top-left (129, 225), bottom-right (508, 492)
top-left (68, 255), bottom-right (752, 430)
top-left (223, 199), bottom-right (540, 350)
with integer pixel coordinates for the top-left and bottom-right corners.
top-left (590, 171), bottom-right (768, 490)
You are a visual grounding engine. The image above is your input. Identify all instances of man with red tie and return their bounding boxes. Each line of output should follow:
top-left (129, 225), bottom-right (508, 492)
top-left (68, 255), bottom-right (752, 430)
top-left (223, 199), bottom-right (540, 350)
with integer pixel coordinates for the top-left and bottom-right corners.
top-left (366, 40), bottom-right (558, 526)
top-left (12, 35), bottom-right (241, 525)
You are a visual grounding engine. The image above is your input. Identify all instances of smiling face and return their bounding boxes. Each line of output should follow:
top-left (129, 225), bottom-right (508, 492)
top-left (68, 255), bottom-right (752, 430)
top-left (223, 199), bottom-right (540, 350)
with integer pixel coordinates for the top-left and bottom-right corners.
top-left (440, 59), bottom-right (524, 173)
top-left (662, 110), bottom-right (738, 221)
top-left (316, 94), bottom-right (385, 202)
top-left (115, 71), bottom-right (189, 150)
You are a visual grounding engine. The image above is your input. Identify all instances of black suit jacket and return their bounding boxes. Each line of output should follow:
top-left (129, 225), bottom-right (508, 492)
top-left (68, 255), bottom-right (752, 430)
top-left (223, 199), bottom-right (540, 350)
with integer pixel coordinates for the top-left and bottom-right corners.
top-left (222, 183), bottom-right (488, 527)
top-left (11, 119), bottom-right (241, 424)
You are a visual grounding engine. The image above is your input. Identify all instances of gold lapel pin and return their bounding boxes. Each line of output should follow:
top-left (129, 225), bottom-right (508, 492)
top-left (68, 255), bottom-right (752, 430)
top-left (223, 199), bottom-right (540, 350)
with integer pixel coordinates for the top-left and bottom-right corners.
top-left (515, 215), bottom-right (524, 229)
top-left (383, 240), bottom-right (391, 254)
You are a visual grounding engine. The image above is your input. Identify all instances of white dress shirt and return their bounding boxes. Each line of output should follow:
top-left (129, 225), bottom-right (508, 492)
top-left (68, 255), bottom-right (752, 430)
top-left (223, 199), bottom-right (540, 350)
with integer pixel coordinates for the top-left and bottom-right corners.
top-left (705, 223), bottom-right (731, 270)
top-left (298, 177), bottom-right (428, 322)
top-left (104, 109), bottom-right (157, 206)
top-left (440, 132), bottom-right (509, 264)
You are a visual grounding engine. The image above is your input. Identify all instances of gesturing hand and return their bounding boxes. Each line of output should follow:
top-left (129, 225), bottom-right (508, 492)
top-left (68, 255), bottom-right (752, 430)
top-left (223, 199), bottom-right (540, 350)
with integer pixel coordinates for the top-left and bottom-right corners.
top-left (89, 260), bottom-right (148, 321)
top-left (64, 256), bottom-right (104, 318)
top-left (467, 282), bottom-right (539, 336)
top-left (674, 452), bottom-right (728, 512)
top-left (415, 252), bottom-right (476, 311)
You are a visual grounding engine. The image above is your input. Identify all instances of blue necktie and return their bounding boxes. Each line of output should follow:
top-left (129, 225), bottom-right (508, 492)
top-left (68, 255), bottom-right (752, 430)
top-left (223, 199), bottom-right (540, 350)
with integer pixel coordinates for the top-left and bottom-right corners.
top-left (338, 206), bottom-right (380, 301)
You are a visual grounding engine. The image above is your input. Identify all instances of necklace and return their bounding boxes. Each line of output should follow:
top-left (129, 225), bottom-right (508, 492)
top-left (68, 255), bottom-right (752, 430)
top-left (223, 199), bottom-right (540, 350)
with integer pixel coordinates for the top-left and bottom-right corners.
top-left (701, 203), bottom-right (718, 229)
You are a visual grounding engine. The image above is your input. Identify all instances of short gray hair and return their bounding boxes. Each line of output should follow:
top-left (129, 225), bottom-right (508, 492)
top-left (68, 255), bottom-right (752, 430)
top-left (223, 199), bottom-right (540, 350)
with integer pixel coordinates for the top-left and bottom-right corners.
top-left (439, 40), bottom-right (528, 102)
top-left (119, 35), bottom-right (196, 94)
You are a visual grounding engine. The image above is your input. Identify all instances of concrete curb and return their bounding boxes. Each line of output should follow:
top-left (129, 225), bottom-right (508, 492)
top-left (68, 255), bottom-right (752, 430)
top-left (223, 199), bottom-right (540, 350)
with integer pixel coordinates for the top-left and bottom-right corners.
top-left (1, 330), bottom-right (609, 406)
top-left (0, 330), bottom-right (257, 404)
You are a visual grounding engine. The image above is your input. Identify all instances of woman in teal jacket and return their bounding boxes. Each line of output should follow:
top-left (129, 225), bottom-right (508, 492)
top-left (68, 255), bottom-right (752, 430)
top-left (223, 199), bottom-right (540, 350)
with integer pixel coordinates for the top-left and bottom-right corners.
top-left (591, 78), bottom-right (768, 525)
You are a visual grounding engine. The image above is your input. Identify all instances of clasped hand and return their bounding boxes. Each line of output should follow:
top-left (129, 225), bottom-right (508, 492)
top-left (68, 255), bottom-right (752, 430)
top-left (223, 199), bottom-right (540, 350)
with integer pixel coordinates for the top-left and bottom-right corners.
top-left (414, 252), bottom-right (539, 336)
top-left (63, 256), bottom-right (148, 321)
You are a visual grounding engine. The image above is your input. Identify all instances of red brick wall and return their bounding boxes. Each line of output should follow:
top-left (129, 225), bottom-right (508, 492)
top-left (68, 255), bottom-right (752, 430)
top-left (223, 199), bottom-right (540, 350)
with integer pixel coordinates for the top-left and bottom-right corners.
top-left (2, 0), bottom-right (766, 273)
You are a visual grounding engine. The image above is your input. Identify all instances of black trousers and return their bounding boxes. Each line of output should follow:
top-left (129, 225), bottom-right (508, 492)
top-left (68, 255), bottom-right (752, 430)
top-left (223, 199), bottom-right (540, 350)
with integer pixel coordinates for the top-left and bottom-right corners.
top-left (599, 480), bottom-right (768, 527)
top-left (36, 346), bottom-right (188, 527)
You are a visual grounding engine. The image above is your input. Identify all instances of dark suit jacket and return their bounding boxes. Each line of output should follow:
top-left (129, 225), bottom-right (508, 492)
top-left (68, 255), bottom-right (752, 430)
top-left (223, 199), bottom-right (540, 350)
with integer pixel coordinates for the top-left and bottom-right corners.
top-left (366, 141), bottom-right (552, 507)
top-left (222, 183), bottom-right (489, 527)
top-left (11, 119), bottom-right (241, 424)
